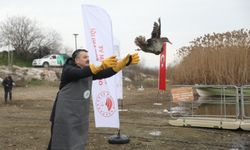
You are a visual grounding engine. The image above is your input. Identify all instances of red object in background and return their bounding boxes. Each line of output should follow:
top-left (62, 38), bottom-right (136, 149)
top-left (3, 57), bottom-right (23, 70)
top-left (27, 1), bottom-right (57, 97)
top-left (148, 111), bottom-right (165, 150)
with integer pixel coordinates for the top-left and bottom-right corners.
top-left (158, 42), bottom-right (167, 90)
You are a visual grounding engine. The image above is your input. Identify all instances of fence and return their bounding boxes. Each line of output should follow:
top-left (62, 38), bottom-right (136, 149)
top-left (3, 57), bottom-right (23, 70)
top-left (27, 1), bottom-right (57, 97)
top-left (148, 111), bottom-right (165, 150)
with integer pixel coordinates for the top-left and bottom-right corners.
top-left (240, 85), bottom-right (250, 130)
top-left (168, 85), bottom-right (250, 130)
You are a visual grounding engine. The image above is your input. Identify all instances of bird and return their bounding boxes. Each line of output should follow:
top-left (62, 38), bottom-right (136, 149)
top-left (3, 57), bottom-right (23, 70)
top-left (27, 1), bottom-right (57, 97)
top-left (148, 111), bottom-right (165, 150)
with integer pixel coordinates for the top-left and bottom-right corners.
top-left (134, 18), bottom-right (172, 55)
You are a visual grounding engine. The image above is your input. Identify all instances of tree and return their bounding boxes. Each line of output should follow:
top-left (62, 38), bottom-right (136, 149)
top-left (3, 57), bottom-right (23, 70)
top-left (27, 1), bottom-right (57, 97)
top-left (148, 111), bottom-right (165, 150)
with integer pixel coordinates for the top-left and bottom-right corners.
top-left (30, 29), bottom-right (62, 58)
top-left (0, 16), bottom-right (62, 59)
top-left (0, 16), bottom-right (40, 56)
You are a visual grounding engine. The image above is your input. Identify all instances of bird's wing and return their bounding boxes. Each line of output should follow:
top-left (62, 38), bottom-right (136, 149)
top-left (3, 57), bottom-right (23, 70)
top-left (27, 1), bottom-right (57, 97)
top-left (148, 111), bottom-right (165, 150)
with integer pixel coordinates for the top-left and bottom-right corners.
top-left (151, 18), bottom-right (161, 39)
top-left (143, 39), bottom-right (162, 55)
top-left (142, 47), bottom-right (161, 55)
top-left (158, 18), bottom-right (161, 38)
top-left (134, 36), bottom-right (147, 49)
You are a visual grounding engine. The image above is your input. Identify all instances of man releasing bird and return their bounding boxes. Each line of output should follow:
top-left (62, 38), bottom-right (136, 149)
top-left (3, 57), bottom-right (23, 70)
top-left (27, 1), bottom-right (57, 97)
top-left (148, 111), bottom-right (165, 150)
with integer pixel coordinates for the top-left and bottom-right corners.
top-left (135, 18), bottom-right (172, 55)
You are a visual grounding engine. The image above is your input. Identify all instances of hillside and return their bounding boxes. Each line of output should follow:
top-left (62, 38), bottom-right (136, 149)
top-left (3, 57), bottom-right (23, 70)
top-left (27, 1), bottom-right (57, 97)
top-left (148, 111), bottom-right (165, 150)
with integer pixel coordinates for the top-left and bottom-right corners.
top-left (123, 65), bottom-right (159, 88)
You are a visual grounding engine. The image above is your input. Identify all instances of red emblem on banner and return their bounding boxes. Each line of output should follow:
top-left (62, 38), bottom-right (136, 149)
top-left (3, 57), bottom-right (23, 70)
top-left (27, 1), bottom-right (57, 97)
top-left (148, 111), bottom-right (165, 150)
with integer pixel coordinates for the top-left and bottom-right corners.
top-left (105, 97), bottom-right (113, 111)
top-left (158, 42), bottom-right (167, 90)
top-left (96, 91), bottom-right (116, 117)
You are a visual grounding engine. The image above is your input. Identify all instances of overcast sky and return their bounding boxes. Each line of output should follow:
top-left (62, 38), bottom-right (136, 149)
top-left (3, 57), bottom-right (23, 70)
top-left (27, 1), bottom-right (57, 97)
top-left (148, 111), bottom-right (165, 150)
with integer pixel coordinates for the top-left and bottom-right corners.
top-left (0, 0), bottom-right (249, 68)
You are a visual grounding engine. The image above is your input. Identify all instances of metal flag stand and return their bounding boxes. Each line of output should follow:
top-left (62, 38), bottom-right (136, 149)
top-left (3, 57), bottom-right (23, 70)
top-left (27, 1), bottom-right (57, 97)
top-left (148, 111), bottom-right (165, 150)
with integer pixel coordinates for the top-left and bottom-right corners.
top-left (108, 129), bottom-right (130, 144)
top-left (108, 97), bottom-right (130, 144)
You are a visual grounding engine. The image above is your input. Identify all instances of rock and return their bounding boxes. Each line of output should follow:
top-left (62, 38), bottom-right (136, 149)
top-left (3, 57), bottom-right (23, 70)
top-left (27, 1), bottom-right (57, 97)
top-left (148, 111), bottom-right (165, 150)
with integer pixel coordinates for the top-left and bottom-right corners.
top-left (124, 77), bottom-right (132, 82)
top-left (137, 85), bottom-right (144, 91)
top-left (41, 69), bottom-right (58, 81)
top-left (0, 65), bottom-right (61, 85)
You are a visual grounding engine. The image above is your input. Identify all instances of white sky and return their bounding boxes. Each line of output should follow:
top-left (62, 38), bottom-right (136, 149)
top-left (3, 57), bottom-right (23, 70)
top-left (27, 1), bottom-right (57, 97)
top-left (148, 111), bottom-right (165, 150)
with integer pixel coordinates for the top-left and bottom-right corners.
top-left (0, 0), bottom-right (249, 68)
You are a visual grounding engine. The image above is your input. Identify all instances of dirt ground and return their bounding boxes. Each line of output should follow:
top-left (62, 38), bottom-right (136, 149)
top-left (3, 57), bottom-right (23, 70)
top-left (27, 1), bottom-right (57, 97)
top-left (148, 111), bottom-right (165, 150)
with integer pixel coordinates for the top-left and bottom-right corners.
top-left (0, 85), bottom-right (250, 150)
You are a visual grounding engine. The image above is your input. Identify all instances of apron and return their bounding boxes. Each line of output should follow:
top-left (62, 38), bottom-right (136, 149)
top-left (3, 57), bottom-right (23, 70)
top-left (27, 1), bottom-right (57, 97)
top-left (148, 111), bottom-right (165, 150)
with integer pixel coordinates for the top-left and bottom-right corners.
top-left (51, 77), bottom-right (92, 150)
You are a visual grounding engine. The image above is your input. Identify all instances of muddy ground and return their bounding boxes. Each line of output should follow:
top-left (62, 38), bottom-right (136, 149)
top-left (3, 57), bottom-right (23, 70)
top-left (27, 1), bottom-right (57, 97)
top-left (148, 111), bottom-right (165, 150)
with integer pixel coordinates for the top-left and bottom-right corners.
top-left (0, 85), bottom-right (249, 150)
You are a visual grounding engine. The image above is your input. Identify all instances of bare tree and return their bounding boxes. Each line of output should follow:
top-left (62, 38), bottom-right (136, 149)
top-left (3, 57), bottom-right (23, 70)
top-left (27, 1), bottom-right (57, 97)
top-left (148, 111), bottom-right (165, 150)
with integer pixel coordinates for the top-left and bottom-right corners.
top-left (0, 16), bottom-right (41, 56)
top-left (0, 16), bottom-right (62, 59)
top-left (30, 29), bottom-right (62, 58)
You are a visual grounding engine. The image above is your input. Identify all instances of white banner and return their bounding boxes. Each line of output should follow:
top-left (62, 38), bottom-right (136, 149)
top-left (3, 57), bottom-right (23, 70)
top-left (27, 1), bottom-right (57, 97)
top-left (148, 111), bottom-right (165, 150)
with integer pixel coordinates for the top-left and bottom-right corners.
top-left (82, 4), bottom-right (120, 128)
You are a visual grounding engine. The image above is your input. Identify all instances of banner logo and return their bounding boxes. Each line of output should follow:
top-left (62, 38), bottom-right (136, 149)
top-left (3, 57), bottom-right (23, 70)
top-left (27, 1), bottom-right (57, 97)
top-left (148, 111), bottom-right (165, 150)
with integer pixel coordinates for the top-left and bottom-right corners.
top-left (83, 90), bottom-right (91, 99)
top-left (96, 91), bottom-right (116, 117)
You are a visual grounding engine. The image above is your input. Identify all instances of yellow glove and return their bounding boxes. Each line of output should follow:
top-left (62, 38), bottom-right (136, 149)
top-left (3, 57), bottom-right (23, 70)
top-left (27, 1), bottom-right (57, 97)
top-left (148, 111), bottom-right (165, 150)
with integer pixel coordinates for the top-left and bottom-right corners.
top-left (129, 53), bottom-right (140, 65)
top-left (112, 53), bottom-right (140, 72)
top-left (90, 56), bottom-right (118, 74)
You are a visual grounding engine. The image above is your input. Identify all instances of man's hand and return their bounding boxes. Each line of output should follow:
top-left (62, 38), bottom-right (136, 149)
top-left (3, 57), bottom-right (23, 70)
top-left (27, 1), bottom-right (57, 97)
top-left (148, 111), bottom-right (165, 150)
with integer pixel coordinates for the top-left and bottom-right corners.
top-left (129, 53), bottom-right (139, 65)
top-left (90, 56), bottom-right (118, 74)
top-left (101, 56), bottom-right (118, 69)
top-left (112, 53), bottom-right (140, 72)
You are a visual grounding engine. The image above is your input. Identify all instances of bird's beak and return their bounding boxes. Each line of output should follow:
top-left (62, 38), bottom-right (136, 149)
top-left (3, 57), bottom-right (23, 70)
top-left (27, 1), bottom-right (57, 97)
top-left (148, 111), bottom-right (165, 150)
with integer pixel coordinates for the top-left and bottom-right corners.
top-left (167, 41), bottom-right (172, 45)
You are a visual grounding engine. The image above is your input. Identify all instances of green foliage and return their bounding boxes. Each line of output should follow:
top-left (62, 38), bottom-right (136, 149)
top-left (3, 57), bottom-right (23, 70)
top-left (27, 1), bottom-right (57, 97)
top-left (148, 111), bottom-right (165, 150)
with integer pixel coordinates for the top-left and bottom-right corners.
top-left (0, 51), bottom-right (8, 66)
top-left (0, 51), bottom-right (32, 67)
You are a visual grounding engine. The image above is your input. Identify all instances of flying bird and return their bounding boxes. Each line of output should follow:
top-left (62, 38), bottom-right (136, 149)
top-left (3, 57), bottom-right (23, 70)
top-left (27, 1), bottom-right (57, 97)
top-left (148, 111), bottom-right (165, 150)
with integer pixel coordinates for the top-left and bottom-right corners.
top-left (134, 18), bottom-right (172, 55)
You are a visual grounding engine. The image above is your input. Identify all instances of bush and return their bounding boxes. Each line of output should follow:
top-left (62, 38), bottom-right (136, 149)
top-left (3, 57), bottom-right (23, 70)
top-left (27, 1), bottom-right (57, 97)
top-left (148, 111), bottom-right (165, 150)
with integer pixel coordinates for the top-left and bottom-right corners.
top-left (0, 51), bottom-right (32, 67)
top-left (172, 29), bottom-right (250, 85)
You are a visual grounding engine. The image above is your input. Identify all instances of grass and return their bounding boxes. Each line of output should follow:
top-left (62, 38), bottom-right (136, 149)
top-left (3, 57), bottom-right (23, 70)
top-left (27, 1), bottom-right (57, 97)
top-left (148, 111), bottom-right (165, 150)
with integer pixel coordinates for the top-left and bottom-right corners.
top-left (28, 79), bottom-right (59, 87)
top-left (0, 51), bottom-right (32, 67)
top-left (14, 79), bottom-right (59, 87)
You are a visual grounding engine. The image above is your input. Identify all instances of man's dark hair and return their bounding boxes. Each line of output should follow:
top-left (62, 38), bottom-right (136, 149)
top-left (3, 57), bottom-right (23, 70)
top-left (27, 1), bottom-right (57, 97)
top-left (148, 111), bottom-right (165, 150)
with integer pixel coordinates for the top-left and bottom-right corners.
top-left (72, 49), bottom-right (88, 61)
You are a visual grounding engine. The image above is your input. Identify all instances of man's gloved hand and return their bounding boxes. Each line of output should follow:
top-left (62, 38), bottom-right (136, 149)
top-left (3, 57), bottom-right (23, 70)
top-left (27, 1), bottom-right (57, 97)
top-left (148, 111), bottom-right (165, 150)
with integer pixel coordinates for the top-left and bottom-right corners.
top-left (128, 53), bottom-right (140, 65)
top-left (112, 53), bottom-right (140, 72)
top-left (90, 56), bottom-right (118, 74)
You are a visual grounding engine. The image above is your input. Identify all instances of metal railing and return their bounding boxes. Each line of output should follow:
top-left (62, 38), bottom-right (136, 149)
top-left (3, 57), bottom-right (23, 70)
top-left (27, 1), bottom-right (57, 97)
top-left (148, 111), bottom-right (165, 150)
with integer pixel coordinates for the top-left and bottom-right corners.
top-left (170, 85), bottom-right (240, 121)
top-left (241, 85), bottom-right (250, 120)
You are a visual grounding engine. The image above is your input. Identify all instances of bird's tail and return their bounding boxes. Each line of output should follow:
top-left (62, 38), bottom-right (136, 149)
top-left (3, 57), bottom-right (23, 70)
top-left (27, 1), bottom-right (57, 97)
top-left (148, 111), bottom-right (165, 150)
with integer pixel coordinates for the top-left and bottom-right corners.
top-left (134, 36), bottom-right (147, 48)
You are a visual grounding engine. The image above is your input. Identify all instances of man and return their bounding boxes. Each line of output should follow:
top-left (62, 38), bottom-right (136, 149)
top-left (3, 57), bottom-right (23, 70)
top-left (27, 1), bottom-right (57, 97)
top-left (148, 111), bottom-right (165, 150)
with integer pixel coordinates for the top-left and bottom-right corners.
top-left (2, 75), bottom-right (14, 104)
top-left (48, 49), bottom-right (139, 150)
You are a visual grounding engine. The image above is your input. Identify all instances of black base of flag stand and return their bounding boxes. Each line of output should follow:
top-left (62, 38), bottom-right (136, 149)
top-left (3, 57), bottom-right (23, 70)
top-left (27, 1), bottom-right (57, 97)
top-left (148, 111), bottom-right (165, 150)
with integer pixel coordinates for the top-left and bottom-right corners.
top-left (108, 129), bottom-right (130, 144)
